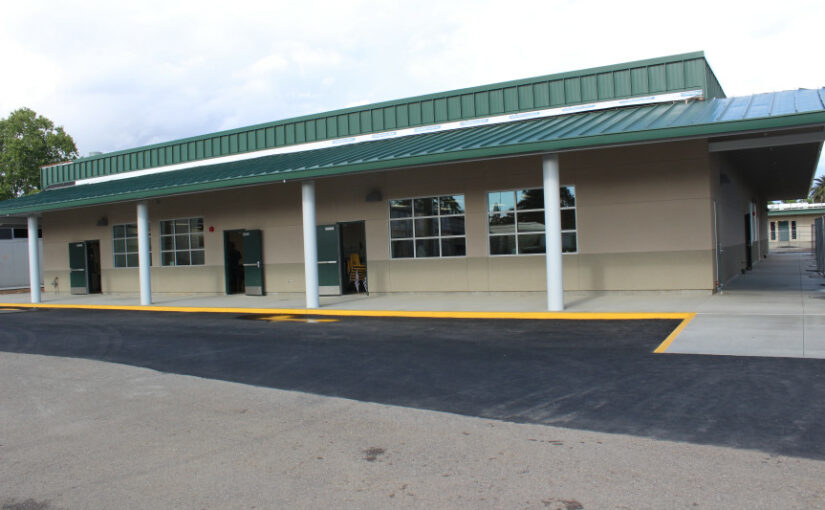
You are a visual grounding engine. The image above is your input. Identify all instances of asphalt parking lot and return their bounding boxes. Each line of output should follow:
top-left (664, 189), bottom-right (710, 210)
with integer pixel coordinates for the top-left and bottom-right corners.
top-left (1, 307), bottom-right (824, 461)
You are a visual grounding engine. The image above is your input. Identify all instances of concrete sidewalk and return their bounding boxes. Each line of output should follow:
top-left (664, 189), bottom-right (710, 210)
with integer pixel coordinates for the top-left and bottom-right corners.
top-left (3, 251), bottom-right (824, 358)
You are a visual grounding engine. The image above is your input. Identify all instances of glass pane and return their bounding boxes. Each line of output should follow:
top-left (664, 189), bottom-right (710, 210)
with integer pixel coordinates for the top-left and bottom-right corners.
top-left (414, 197), bottom-right (437, 217)
top-left (174, 219), bottom-right (190, 233)
top-left (517, 189), bottom-right (544, 210)
top-left (13, 228), bottom-right (27, 238)
top-left (175, 235), bottom-right (190, 250)
top-left (162, 252), bottom-right (175, 266)
top-left (488, 191), bottom-right (515, 213)
top-left (114, 254), bottom-right (126, 268)
top-left (190, 250), bottom-right (205, 265)
top-left (490, 235), bottom-right (516, 255)
top-left (415, 238), bottom-right (439, 257)
top-left (160, 220), bottom-right (173, 235)
top-left (126, 254), bottom-right (139, 267)
top-left (112, 225), bottom-right (125, 238)
top-left (125, 224), bottom-right (138, 237)
top-left (161, 236), bottom-right (175, 251)
top-left (518, 234), bottom-right (546, 254)
top-left (190, 218), bottom-right (204, 232)
top-left (125, 238), bottom-right (139, 253)
top-left (441, 237), bottom-right (466, 257)
top-left (440, 216), bottom-right (465, 236)
top-left (0, 228), bottom-right (11, 240)
top-left (191, 234), bottom-right (204, 249)
top-left (389, 199), bottom-right (412, 218)
top-left (517, 211), bottom-right (545, 232)
top-left (560, 186), bottom-right (576, 208)
top-left (113, 239), bottom-right (127, 254)
top-left (561, 209), bottom-right (576, 230)
top-left (488, 212), bottom-right (515, 234)
top-left (391, 240), bottom-right (414, 258)
top-left (176, 251), bottom-right (191, 266)
top-left (390, 219), bottom-right (412, 239)
top-left (414, 218), bottom-right (439, 237)
top-left (439, 195), bottom-right (465, 215)
top-left (562, 232), bottom-right (577, 253)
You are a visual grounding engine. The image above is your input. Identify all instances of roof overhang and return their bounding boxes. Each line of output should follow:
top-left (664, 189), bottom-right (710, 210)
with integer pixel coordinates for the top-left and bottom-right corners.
top-left (1, 88), bottom-right (824, 216)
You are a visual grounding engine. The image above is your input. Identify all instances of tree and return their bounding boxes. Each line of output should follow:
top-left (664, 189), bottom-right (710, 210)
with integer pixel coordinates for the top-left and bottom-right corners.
top-left (811, 176), bottom-right (825, 204)
top-left (0, 107), bottom-right (78, 201)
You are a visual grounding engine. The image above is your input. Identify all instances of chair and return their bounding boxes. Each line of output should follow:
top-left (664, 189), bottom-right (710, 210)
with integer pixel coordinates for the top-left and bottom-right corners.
top-left (347, 253), bottom-right (368, 294)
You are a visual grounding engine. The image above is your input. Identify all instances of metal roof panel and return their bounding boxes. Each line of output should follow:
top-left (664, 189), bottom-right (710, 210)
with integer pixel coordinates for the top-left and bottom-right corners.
top-left (2, 88), bottom-right (824, 216)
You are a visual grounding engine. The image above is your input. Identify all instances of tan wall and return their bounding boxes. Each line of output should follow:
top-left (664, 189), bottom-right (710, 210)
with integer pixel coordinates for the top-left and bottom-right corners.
top-left (40, 139), bottom-right (717, 294)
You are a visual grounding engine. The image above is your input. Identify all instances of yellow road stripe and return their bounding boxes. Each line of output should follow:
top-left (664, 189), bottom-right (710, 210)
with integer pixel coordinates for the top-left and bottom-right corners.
top-left (653, 313), bottom-right (696, 353)
top-left (0, 302), bottom-right (693, 321)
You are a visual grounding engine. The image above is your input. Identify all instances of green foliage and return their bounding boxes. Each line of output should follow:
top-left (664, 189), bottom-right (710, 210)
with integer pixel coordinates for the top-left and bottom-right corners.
top-left (0, 108), bottom-right (78, 201)
top-left (811, 176), bottom-right (825, 204)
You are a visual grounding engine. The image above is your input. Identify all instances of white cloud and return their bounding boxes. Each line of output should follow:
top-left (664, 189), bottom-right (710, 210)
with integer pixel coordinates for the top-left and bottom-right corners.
top-left (0, 0), bottom-right (822, 179)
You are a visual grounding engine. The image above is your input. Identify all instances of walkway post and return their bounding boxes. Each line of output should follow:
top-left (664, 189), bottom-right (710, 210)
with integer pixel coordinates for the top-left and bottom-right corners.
top-left (137, 201), bottom-right (152, 305)
top-left (27, 215), bottom-right (41, 304)
top-left (542, 154), bottom-right (564, 311)
top-left (302, 181), bottom-right (319, 309)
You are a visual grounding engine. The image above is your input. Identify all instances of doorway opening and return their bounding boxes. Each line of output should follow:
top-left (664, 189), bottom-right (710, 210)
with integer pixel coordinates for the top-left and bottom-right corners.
top-left (68, 240), bottom-right (101, 294)
top-left (224, 230), bottom-right (245, 294)
top-left (340, 221), bottom-right (367, 295)
top-left (224, 229), bottom-right (265, 296)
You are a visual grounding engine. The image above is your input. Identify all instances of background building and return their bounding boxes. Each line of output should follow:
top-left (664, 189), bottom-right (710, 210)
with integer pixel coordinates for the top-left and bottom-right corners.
top-left (767, 202), bottom-right (825, 252)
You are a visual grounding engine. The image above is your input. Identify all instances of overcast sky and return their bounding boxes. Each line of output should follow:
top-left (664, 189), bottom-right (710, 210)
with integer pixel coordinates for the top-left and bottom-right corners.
top-left (2, 0), bottom-right (823, 178)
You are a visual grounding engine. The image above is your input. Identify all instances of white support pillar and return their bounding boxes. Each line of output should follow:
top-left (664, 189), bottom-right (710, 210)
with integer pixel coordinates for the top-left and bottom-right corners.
top-left (137, 201), bottom-right (152, 306)
top-left (542, 154), bottom-right (564, 311)
top-left (302, 181), bottom-right (319, 309)
top-left (27, 215), bottom-right (41, 304)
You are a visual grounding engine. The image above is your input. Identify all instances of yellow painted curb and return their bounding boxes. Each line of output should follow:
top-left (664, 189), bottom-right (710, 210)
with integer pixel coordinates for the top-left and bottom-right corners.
top-left (0, 302), bottom-right (693, 321)
top-left (653, 313), bottom-right (696, 353)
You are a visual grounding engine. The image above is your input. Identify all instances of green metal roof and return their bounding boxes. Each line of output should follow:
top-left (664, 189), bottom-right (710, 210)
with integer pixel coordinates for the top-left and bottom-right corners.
top-left (3, 88), bottom-right (824, 216)
top-left (41, 52), bottom-right (723, 188)
top-left (768, 206), bottom-right (825, 217)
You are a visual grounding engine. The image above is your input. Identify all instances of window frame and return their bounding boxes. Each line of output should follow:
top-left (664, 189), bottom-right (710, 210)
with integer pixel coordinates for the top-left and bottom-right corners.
top-left (159, 217), bottom-right (205, 267)
top-left (112, 223), bottom-right (151, 268)
top-left (486, 185), bottom-right (578, 256)
top-left (387, 193), bottom-right (467, 259)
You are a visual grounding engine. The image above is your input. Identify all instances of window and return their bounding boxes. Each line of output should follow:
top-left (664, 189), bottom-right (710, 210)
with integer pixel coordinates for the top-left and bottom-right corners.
top-left (0, 227), bottom-right (41, 239)
top-left (0, 228), bottom-right (10, 240)
top-left (160, 217), bottom-right (205, 266)
top-left (112, 224), bottom-right (150, 268)
top-left (770, 222), bottom-right (776, 240)
top-left (389, 195), bottom-right (466, 258)
top-left (488, 186), bottom-right (577, 255)
top-left (791, 221), bottom-right (797, 240)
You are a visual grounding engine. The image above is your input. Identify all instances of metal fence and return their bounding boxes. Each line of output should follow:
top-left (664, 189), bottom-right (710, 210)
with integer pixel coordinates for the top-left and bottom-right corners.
top-left (816, 217), bottom-right (824, 274)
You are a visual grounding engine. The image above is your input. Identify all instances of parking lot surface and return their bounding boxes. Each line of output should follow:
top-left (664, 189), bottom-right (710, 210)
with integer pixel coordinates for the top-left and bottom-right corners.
top-left (1, 307), bottom-right (824, 460)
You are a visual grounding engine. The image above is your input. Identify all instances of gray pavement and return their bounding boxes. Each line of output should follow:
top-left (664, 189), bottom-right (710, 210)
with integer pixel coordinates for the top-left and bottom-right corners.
top-left (3, 251), bottom-right (825, 358)
top-left (2, 351), bottom-right (824, 510)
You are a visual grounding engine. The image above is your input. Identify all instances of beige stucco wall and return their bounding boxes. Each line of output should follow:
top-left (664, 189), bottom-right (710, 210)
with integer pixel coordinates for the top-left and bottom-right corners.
top-left (40, 139), bottom-right (718, 295)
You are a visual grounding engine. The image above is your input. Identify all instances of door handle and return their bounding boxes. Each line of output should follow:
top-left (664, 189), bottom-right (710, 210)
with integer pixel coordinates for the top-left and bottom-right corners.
top-left (243, 261), bottom-right (261, 268)
top-left (70, 268), bottom-right (85, 272)
top-left (318, 261), bottom-right (337, 264)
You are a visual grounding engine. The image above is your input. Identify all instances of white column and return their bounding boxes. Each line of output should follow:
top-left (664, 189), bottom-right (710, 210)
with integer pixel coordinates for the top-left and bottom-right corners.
top-left (302, 181), bottom-right (319, 309)
top-left (27, 215), bottom-right (41, 304)
top-left (543, 154), bottom-right (564, 311)
top-left (137, 201), bottom-right (152, 306)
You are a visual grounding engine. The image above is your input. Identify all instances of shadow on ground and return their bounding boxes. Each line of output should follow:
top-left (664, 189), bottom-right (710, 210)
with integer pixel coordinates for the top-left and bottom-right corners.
top-left (1, 308), bottom-right (824, 460)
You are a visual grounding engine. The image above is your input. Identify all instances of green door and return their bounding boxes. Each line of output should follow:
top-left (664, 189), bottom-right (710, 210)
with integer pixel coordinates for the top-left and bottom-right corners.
top-left (317, 224), bottom-right (341, 295)
top-left (68, 242), bottom-right (88, 295)
top-left (242, 229), bottom-right (264, 296)
top-left (778, 221), bottom-right (790, 242)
